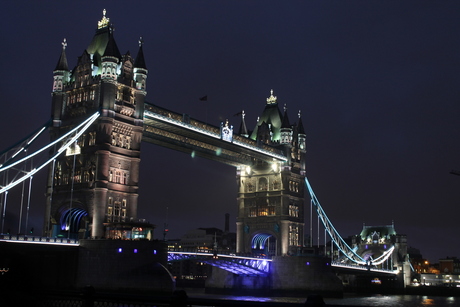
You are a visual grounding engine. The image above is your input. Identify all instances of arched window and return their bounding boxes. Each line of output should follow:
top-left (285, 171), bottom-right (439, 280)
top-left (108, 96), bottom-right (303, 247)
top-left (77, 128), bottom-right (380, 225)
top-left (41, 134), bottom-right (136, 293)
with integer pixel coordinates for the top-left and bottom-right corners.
top-left (258, 177), bottom-right (268, 191)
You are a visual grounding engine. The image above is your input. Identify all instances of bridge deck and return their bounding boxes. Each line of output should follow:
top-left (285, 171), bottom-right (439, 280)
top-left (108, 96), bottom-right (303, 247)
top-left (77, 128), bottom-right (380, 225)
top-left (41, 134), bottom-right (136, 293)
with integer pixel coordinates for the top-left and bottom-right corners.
top-left (142, 103), bottom-right (287, 166)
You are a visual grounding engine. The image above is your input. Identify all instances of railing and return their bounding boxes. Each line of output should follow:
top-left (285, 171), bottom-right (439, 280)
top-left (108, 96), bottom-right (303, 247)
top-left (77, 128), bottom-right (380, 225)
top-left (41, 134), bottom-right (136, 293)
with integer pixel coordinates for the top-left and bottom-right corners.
top-left (0, 234), bottom-right (79, 245)
top-left (331, 261), bottom-right (399, 275)
top-left (143, 103), bottom-right (287, 161)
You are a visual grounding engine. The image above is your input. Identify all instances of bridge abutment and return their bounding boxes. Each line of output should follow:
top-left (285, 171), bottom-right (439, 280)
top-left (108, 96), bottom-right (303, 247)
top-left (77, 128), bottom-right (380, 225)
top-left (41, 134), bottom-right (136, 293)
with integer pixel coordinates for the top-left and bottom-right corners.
top-left (205, 256), bottom-right (343, 297)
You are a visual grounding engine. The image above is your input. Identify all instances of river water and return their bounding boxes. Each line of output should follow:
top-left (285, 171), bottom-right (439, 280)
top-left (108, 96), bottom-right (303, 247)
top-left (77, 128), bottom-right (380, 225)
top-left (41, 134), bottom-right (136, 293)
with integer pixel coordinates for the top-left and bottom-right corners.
top-left (184, 289), bottom-right (459, 306)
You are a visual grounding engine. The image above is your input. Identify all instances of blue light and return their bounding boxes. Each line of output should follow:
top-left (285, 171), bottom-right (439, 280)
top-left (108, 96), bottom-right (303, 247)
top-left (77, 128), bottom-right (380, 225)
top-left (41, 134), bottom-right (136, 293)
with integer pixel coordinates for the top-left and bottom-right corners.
top-left (118, 248), bottom-right (122, 253)
top-left (384, 244), bottom-right (387, 249)
top-left (251, 233), bottom-right (272, 249)
top-left (134, 249), bottom-right (138, 253)
top-left (153, 249), bottom-right (157, 255)
top-left (326, 263), bottom-right (329, 266)
top-left (306, 262), bottom-right (310, 265)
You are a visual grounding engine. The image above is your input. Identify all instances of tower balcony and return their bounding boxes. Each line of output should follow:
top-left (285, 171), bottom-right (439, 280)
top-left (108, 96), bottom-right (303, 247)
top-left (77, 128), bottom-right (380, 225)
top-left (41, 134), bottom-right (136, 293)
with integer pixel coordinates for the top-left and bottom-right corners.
top-left (115, 100), bottom-right (135, 116)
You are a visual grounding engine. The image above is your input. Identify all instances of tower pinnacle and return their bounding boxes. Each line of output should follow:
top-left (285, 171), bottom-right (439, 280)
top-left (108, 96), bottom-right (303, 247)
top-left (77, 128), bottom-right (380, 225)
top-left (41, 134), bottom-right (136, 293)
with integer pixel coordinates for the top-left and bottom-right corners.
top-left (54, 38), bottom-right (69, 71)
top-left (266, 89), bottom-right (277, 104)
top-left (98, 9), bottom-right (110, 29)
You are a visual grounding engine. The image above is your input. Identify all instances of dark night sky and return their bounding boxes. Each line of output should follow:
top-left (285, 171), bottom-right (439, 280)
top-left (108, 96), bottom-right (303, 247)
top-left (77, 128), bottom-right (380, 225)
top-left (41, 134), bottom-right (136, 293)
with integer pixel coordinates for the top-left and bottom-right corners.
top-left (1, 1), bottom-right (460, 262)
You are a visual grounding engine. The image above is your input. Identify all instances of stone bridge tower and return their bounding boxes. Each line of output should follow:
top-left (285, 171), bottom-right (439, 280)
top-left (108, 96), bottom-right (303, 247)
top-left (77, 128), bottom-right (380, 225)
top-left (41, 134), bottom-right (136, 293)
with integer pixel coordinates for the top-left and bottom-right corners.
top-left (44, 11), bottom-right (148, 239)
top-left (236, 90), bottom-right (306, 256)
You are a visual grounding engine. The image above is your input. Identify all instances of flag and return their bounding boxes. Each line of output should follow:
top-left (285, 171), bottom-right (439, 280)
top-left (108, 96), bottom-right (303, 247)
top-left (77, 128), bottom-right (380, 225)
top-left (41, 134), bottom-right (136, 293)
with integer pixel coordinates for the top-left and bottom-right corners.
top-left (199, 95), bottom-right (208, 101)
top-left (233, 111), bottom-right (243, 117)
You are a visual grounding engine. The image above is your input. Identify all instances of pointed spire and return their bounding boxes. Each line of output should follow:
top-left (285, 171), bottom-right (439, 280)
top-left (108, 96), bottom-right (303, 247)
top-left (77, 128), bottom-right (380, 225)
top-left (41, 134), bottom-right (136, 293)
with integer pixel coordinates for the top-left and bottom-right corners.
top-left (281, 104), bottom-right (291, 129)
top-left (238, 110), bottom-right (249, 137)
top-left (54, 38), bottom-right (69, 71)
top-left (102, 30), bottom-right (121, 60)
top-left (297, 110), bottom-right (305, 135)
top-left (134, 37), bottom-right (147, 69)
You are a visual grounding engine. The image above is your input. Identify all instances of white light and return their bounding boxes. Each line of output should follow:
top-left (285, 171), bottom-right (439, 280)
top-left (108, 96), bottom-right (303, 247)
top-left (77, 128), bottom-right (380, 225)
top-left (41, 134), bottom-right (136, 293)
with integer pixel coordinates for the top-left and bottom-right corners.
top-left (271, 162), bottom-right (278, 172)
top-left (245, 166), bottom-right (251, 175)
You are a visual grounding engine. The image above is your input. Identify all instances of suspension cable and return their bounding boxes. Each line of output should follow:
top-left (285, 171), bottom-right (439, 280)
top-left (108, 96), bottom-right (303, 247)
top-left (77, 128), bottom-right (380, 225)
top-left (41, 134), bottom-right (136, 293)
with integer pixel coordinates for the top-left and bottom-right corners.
top-left (0, 111), bottom-right (99, 195)
top-left (305, 177), bottom-right (366, 265)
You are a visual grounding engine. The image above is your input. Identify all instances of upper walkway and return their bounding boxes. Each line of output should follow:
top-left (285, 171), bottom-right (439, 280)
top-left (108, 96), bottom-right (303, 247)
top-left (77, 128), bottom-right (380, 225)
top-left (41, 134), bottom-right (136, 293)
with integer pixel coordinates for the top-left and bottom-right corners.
top-left (0, 234), bottom-right (79, 246)
top-left (142, 103), bottom-right (287, 167)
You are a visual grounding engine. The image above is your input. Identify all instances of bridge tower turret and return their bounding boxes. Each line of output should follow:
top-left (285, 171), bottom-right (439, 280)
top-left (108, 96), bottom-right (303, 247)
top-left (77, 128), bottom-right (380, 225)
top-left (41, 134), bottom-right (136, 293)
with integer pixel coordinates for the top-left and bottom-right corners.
top-left (44, 10), bottom-right (149, 240)
top-left (51, 39), bottom-right (70, 126)
top-left (236, 90), bottom-right (306, 256)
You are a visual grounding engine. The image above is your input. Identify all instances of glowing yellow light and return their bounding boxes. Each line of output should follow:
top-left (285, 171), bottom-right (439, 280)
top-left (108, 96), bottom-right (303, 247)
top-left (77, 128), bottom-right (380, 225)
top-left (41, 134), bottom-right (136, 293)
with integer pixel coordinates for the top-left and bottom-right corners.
top-left (98, 9), bottom-right (110, 29)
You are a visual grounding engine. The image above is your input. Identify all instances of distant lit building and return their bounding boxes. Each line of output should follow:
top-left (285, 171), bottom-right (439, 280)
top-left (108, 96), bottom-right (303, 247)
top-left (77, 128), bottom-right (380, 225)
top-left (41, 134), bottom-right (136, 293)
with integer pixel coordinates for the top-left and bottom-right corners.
top-left (419, 273), bottom-right (460, 286)
top-left (408, 247), bottom-right (439, 274)
top-left (439, 257), bottom-right (460, 274)
top-left (180, 228), bottom-right (222, 251)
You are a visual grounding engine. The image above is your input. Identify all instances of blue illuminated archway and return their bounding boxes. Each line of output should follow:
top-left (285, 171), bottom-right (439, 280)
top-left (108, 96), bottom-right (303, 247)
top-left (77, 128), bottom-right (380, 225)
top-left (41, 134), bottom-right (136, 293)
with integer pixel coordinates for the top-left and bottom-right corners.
top-left (251, 233), bottom-right (276, 256)
top-left (60, 207), bottom-right (88, 233)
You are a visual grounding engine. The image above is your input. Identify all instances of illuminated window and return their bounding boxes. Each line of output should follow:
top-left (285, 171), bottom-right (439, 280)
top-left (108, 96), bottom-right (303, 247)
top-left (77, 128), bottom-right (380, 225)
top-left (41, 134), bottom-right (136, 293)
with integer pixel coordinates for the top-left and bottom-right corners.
top-left (89, 132), bottom-right (96, 146)
top-left (258, 207), bottom-right (268, 216)
top-left (122, 199), bottom-right (127, 207)
top-left (115, 171), bottom-right (121, 183)
top-left (90, 90), bottom-right (95, 100)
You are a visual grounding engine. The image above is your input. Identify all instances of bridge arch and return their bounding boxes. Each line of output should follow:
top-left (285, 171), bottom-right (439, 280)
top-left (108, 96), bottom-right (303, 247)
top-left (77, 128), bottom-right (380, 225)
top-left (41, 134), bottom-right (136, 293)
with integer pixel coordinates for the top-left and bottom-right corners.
top-left (251, 232), bottom-right (277, 257)
top-left (55, 203), bottom-right (89, 239)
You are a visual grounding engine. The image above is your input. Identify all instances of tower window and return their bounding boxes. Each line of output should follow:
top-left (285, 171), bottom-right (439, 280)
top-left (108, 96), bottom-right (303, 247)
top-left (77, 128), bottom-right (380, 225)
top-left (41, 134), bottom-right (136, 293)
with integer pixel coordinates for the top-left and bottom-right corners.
top-left (258, 178), bottom-right (268, 191)
top-left (114, 171), bottom-right (121, 183)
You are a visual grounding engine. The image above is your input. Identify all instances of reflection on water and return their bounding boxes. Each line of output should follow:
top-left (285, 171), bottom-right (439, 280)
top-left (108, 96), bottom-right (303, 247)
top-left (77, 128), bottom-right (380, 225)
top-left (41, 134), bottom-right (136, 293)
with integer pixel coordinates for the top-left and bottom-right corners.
top-left (184, 289), bottom-right (459, 306)
top-left (325, 294), bottom-right (458, 306)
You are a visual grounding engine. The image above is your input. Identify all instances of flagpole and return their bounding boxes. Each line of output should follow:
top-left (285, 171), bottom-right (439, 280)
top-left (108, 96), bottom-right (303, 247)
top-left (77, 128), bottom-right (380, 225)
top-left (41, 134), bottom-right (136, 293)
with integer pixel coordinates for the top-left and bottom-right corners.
top-left (199, 95), bottom-right (208, 126)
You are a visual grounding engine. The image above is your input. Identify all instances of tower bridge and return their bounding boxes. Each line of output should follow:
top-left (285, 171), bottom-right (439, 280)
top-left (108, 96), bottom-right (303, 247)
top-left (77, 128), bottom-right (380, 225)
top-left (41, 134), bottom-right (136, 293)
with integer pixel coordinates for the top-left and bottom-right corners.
top-left (0, 10), bottom-right (412, 295)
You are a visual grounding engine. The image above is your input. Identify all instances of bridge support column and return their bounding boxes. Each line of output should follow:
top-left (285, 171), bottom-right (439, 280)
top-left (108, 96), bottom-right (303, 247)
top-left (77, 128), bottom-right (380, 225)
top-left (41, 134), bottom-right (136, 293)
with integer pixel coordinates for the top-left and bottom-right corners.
top-left (92, 188), bottom-right (107, 238)
top-left (280, 220), bottom-right (289, 255)
top-left (236, 222), bottom-right (244, 254)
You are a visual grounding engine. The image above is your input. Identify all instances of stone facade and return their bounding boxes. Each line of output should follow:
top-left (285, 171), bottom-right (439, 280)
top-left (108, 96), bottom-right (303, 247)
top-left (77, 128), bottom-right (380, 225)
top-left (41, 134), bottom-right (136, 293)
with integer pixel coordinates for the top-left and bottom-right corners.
top-left (44, 11), bottom-right (148, 239)
top-left (236, 90), bottom-right (307, 256)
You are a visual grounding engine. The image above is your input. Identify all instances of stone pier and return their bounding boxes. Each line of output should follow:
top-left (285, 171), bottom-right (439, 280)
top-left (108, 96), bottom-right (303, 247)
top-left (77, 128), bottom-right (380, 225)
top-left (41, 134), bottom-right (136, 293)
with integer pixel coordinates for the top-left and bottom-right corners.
top-left (205, 255), bottom-right (343, 297)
